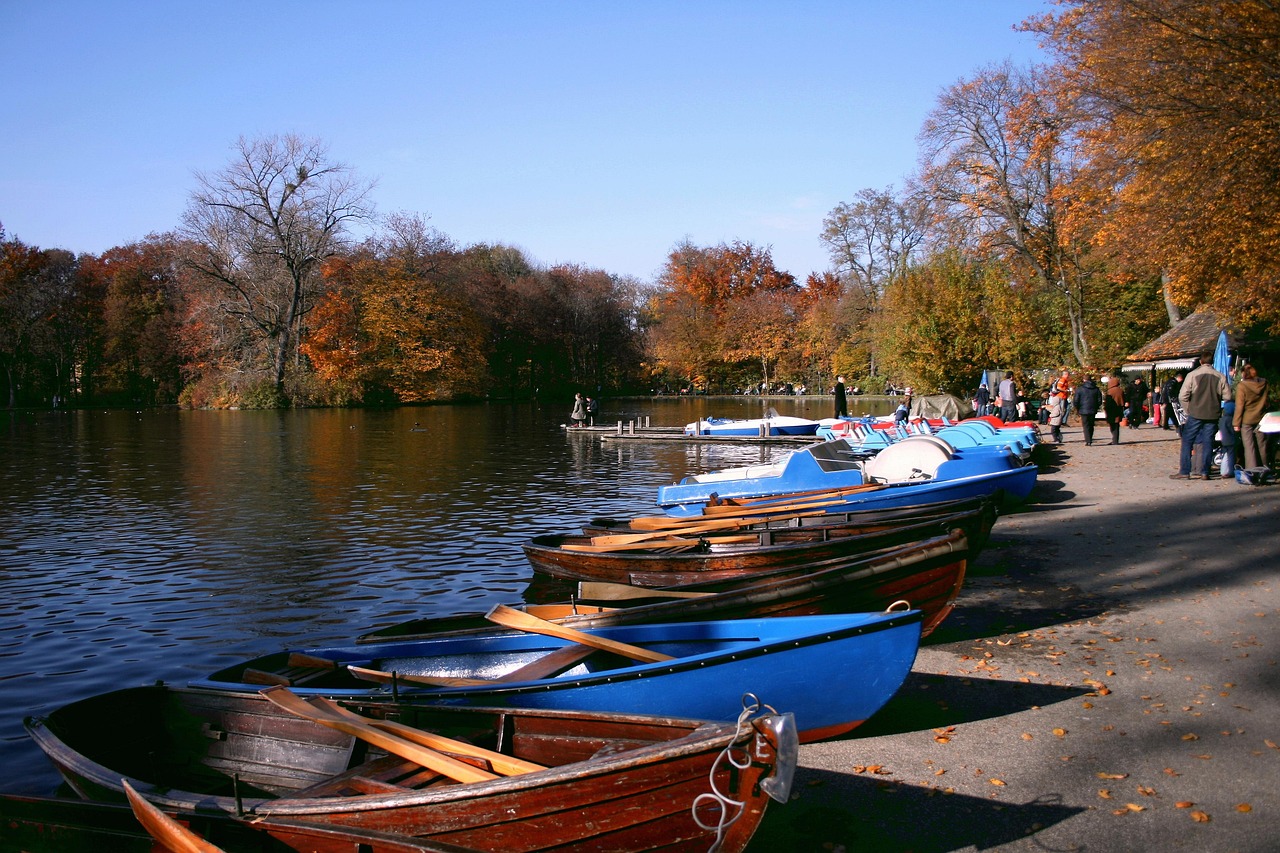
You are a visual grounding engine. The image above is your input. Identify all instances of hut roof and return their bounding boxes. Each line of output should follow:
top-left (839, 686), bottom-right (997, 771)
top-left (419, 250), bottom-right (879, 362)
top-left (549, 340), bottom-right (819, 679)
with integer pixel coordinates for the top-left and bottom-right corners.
top-left (1124, 309), bottom-right (1278, 372)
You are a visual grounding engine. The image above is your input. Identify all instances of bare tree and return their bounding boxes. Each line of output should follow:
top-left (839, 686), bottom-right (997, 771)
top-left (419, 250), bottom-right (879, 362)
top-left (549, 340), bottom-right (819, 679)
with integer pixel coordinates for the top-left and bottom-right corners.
top-left (182, 134), bottom-right (375, 395)
top-left (919, 62), bottom-right (1097, 366)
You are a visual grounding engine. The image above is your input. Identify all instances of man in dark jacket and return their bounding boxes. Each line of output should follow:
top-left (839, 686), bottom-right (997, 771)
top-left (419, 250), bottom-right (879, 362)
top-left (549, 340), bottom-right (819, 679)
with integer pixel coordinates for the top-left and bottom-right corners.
top-left (1073, 376), bottom-right (1103, 446)
top-left (1161, 374), bottom-right (1183, 433)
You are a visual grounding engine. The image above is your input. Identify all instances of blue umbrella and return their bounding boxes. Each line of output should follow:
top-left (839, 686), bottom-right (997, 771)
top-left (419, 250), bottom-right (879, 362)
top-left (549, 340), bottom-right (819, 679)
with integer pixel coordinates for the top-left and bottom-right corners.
top-left (1214, 330), bottom-right (1232, 388)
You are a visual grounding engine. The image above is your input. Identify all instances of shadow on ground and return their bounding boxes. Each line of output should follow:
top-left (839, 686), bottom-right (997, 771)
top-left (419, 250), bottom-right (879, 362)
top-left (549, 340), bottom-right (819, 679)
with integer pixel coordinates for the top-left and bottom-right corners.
top-left (749, 769), bottom-right (1085, 852)
top-left (851, 673), bottom-right (1089, 738)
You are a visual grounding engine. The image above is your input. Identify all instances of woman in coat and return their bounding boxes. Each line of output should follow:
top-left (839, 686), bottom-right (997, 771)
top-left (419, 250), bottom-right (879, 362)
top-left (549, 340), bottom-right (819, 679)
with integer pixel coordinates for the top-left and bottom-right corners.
top-left (1104, 377), bottom-right (1126, 445)
top-left (1233, 364), bottom-right (1271, 469)
top-left (1046, 392), bottom-right (1065, 444)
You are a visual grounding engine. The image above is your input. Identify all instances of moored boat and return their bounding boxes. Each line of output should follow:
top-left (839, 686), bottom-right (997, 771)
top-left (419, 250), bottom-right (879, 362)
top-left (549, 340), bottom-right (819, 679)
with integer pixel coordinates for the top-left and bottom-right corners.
top-left (657, 435), bottom-right (1037, 516)
top-left (25, 686), bottom-right (795, 853)
top-left (0, 792), bottom-right (482, 852)
top-left (684, 414), bottom-right (820, 436)
top-left (365, 523), bottom-right (977, 643)
top-left (190, 611), bottom-right (923, 742)
top-left (521, 504), bottom-right (988, 587)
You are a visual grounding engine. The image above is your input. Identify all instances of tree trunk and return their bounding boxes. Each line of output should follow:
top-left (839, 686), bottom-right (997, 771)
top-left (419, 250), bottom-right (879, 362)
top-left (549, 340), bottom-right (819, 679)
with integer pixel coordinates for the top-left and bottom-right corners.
top-left (1161, 271), bottom-right (1182, 326)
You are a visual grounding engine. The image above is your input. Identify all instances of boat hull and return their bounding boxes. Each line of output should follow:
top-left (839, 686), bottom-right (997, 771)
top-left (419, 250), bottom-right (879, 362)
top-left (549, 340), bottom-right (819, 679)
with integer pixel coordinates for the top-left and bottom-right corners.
top-left (192, 612), bottom-right (923, 742)
top-left (372, 527), bottom-right (974, 644)
top-left (523, 508), bottom-right (986, 587)
top-left (26, 687), bottom-right (792, 853)
top-left (0, 793), bottom-right (473, 853)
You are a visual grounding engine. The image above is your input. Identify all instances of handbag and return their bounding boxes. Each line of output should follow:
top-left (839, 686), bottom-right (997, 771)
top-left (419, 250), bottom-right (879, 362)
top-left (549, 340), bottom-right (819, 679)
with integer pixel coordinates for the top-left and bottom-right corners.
top-left (1235, 465), bottom-right (1272, 486)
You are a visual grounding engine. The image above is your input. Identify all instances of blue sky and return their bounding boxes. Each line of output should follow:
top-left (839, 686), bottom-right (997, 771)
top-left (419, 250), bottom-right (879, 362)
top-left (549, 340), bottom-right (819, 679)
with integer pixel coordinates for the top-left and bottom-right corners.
top-left (0, 1), bottom-right (1047, 282)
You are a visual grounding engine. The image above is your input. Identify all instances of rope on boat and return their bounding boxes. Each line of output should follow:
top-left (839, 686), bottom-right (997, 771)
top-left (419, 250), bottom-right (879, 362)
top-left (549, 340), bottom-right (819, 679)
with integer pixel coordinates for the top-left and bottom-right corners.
top-left (694, 693), bottom-right (775, 851)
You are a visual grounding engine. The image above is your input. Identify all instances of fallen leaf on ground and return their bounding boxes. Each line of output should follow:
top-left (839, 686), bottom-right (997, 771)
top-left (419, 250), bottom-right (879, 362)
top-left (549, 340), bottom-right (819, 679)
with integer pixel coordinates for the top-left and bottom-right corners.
top-left (1176, 801), bottom-right (1194, 809)
top-left (1236, 803), bottom-right (1252, 813)
top-left (1191, 811), bottom-right (1211, 823)
top-left (1097, 772), bottom-right (1128, 780)
top-left (990, 778), bottom-right (1006, 786)
top-left (1098, 789), bottom-right (1112, 799)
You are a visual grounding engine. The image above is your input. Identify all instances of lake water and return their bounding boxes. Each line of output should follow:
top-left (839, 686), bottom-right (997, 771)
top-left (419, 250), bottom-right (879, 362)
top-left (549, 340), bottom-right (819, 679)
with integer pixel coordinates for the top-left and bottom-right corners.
top-left (0, 395), bottom-right (885, 793)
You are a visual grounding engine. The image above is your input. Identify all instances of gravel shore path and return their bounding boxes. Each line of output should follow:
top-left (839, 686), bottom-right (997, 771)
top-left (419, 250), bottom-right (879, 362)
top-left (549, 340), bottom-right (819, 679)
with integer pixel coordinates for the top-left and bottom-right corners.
top-left (749, 422), bottom-right (1279, 852)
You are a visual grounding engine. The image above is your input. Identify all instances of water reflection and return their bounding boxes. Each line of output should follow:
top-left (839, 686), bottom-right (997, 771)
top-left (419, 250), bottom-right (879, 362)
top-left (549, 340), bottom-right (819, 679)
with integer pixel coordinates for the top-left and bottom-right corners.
top-left (1, 398), bottom-right (844, 792)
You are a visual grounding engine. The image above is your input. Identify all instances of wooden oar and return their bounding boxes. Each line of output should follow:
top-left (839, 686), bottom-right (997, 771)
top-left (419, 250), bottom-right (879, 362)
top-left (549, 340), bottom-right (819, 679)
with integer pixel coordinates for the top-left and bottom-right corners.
top-left (260, 686), bottom-right (500, 784)
top-left (585, 517), bottom-right (769, 546)
top-left (577, 581), bottom-right (712, 601)
top-left (623, 509), bottom-right (827, 531)
top-left (346, 665), bottom-right (496, 688)
top-left (486, 604), bottom-right (673, 663)
top-left (719, 482), bottom-right (887, 507)
top-left (123, 779), bottom-right (224, 853)
top-left (314, 697), bottom-right (546, 776)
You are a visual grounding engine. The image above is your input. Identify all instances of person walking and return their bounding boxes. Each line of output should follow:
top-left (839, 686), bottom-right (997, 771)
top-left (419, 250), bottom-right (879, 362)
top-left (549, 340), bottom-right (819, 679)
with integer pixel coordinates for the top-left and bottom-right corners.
top-left (1073, 375), bottom-right (1102, 445)
top-left (1104, 377), bottom-right (1126, 444)
top-left (1233, 364), bottom-right (1270, 470)
top-left (997, 372), bottom-right (1018, 423)
top-left (1172, 353), bottom-right (1230, 480)
top-left (834, 375), bottom-right (848, 418)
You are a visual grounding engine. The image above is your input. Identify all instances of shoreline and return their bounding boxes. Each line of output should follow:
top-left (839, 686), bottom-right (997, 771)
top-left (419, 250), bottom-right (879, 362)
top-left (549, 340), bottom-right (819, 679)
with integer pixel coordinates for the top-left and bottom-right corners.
top-left (749, 422), bottom-right (1280, 851)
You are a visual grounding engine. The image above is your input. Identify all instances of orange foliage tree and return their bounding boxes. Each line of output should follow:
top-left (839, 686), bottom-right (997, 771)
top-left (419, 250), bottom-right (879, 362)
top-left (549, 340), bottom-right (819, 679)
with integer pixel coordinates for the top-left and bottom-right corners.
top-left (649, 240), bottom-right (799, 391)
top-left (1029, 0), bottom-right (1280, 330)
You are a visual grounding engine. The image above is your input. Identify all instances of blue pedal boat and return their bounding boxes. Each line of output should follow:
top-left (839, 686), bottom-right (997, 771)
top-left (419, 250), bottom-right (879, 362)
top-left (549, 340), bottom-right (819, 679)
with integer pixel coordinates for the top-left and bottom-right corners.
top-left (656, 435), bottom-right (1038, 516)
top-left (192, 611), bottom-right (923, 743)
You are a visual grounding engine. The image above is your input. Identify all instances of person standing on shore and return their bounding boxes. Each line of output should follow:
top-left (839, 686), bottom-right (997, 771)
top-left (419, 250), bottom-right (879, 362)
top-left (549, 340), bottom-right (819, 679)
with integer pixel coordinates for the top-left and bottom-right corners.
top-left (834, 375), bottom-right (848, 418)
top-left (1161, 373), bottom-right (1184, 433)
top-left (1126, 377), bottom-right (1149, 428)
top-left (1172, 353), bottom-right (1230, 480)
top-left (1233, 364), bottom-right (1271, 470)
top-left (973, 383), bottom-right (991, 417)
top-left (1051, 369), bottom-right (1073, 425)
top-left (1073, 375), bottom-right (1102, 445)
top-left (1104, 377), bottom-right (1126, 445)
top-left (998, 372), bottom-right (1018, 423)
top-left (1046, 391), bottom-right (1065, 444)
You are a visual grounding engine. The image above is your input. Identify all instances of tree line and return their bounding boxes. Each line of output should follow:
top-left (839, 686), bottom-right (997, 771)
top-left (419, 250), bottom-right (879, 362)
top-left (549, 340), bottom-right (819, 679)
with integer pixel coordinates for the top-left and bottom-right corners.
top-left (3, 1), bottom-right (1276, 409)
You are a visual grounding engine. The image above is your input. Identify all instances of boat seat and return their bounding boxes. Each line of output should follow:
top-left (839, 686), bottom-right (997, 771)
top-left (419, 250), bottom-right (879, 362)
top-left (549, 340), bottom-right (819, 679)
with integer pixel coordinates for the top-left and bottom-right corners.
top-left (292, 754), bottom-right (449, 797)
top-left (861, 436), bottom-right (954, 483)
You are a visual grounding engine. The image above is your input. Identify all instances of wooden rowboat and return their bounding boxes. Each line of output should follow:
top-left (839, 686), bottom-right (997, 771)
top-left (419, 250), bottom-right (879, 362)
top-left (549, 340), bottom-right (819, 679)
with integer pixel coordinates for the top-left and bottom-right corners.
top-left (362, 526), bottom-right (973, 645)
top-left (521, 502), bottom-right (991, 586)
top-left (0, 792), bottom-right (483, 852)
top-left (25, 686), bottom-right (795, 853)
top-left (190, 611), bottom-right (923, 742)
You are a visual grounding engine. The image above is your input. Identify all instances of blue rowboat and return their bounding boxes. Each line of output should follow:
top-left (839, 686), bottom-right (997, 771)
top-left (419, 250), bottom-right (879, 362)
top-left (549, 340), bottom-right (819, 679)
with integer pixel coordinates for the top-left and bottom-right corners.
top-left (192, 611), bottom-right (923, 743)
top-left (656, 435), bottom-right (1037, 517)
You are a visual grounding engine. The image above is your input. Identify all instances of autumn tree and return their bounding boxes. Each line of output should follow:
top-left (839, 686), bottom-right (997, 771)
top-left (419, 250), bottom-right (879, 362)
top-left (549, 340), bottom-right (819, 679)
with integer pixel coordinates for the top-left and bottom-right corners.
top-left (919, 62), bottom-right (1100, 367)
top-left (78, 237), bottom-right (186, 405)
top-left (304, 217), bottom-right (489, 403)
top-left (1028, 0), bottom-right (1280, 331)
top-left (876, 250), bottom-right (1060, 395)
top-left (649, 240), bottom-right (798, 391)
top-left (181, 135), bottom-right (375, 401)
